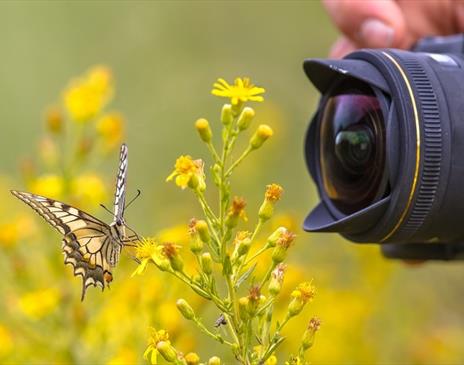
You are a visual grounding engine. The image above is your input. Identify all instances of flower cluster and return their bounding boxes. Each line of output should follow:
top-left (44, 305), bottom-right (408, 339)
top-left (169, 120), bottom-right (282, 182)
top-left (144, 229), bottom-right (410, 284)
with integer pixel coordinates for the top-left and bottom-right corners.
top-left (134, 77), bottom-right (320, 364)
top-left (21, 65), bottom-right (125, 208)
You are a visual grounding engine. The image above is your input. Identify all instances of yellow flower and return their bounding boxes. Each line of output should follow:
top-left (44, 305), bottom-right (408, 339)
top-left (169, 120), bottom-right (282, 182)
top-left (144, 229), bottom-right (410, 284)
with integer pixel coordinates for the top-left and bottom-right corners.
top-left (265, 183), bottom-right (283, 202)
top-left (18, 287), bottom-right (60, 320)
top-left (29, 174), bottom-right (65, 199)
top-left (106, 348), bottom-right (137, 365)
top-left (288, 280), bottom-right (316, 317)
top-left (167, 155), bottom-right (205, 190)
top-left (132, 238), bottom-right (171, 275)
top-left (97, 112), bottom-right (125, 151)
top-left (212, 77), bottom-right (265, 105)
top-left (265, 355), bottom-right (278, 365)
top-left (225, 196), bottom-right (248, 228)
top-left (144, 327), bottom-right (171, 365)
top-left (63, 65), bottom-right (113, 122)
top-left (185, 352), bottom-right (200, 365)
top-left (71, 173), bottom-right (107, 208)
top-left (0, 215), bottom-right (36, 248)
top-left (0, 324), bottom-right (13, 357)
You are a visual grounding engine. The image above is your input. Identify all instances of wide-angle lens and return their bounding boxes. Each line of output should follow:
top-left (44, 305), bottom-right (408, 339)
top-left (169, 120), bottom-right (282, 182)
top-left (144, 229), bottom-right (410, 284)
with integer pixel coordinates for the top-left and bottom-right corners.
top-left (319, 80), bottom-right (387, 215)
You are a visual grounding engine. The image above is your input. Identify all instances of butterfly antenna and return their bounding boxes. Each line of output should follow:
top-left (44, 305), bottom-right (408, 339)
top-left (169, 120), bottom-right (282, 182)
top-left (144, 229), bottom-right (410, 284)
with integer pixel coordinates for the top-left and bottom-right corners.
top-left (100, 204), bottom-right (115, 218)
top-left (125, 189), bottom-right (141, 210)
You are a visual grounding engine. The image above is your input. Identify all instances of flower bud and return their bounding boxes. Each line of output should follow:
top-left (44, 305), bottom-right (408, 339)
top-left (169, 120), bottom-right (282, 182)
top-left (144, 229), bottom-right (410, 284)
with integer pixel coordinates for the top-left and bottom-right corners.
top-left (208, 356), bottom-right (221, 365)
top-left (157, 341), bottom-right (177, 362)
top-left (250, 124), bottom-right (273, 149)
top-left (190, 236), bottom-right (203, 255)
top-left (238, 297), bottom-right (249, 320)
top-left (200, 252), bottom-right (213, 275)
top-left (45, 106), bottom-right (63, 134)
top-left (287, 281), bottom-right (316, 317)
top-left (162, 243), bottom-right (184, 272)
top-left (236, 237), bottom-right (251, 257)
top-left (268, 263), bottom-right (286, 296)
top-left (267, 227), bottom-right (286, 247)
top-left (301, 317), bottom-right (321, 351)
top-left (185, 352), bottom-right (200, 365)
top-left (221, 104), bottom-right (233, 125)
top-left (176, 298), bottom-right (195, 320)
top-left (271, 244), bottom-right (288, 264)
top-left (225, 197), bottom-right (247, 229)
top-left (237, 107), bottom-right (255, 131)
top-left (187, 173), bottom-right (200, 190)
top-left (195, 118), bottom-right (212, 143)
top-left (258, 200), bottom-right (274, 222)
top-left (195, 220), bottom-right (210, 243)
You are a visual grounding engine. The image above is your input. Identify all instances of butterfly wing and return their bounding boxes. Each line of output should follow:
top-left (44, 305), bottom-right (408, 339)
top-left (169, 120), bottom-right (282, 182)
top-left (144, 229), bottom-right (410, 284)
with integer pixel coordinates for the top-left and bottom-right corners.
top-left (113, 143), bottom-right (128, 224)
top-left (11, 190), bottom-right (119, 300)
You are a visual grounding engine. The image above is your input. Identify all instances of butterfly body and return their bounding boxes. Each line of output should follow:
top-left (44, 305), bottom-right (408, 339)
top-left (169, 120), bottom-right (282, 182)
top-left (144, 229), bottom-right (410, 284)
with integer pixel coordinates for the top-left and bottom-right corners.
top-left (11, 144), bottom-right (133, 300)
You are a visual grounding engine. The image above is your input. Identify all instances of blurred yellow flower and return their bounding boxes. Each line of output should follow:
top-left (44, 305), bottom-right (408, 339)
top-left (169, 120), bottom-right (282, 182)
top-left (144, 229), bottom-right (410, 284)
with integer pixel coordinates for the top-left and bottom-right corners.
top-left (38, 136), bottom-right (59, 168)
top-left (71, 173), bottom-right (107, 208)
top-left (44, 105), bottom-right (63, 134)
top-left (63, 66), bottom-right (113, 122)
top-left (0, 215), bottom-right (36, 248)
top-left (166, 156), bottom-right (205, 190)
top-left (144, 328), bottom-right (171, 365)
top-left (107, 348), bottom-right (137, 365)
top-left (29, 173), bottom-right (64, 199)
top-left (265, 355), bottom-right (278, 365)
top-left (18, 287), bottom-right (60, 320)
top-left (0, 324), bottom-right (13, 357)
top-left (97, 112), bottom-right (125, 151)
top-left (212, 77), bottom-right (265, 105)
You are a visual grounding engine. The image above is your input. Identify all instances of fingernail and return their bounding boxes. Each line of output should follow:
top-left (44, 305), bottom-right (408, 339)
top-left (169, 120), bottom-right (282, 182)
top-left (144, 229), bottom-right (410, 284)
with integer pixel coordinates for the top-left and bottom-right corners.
top-left (359, 19), bottom-right (394, 48)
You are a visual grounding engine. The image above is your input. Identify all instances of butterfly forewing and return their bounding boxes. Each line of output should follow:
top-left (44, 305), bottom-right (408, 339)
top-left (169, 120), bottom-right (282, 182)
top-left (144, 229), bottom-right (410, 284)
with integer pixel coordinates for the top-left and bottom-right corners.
top-left (113, 143), bottom-right (128, 223)
top-left (11, 190), bottom-right (119, 300)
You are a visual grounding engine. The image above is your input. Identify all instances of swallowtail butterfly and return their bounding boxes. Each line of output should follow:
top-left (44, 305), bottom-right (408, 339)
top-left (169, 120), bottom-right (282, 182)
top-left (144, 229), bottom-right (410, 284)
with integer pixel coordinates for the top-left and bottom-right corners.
top-left (11, 144), bottom-right (137, 300)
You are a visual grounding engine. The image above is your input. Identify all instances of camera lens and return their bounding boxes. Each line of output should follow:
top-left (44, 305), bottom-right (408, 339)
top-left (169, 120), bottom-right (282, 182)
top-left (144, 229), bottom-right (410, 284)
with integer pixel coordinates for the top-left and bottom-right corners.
top-left (319, 80), bottom-right (388, 215)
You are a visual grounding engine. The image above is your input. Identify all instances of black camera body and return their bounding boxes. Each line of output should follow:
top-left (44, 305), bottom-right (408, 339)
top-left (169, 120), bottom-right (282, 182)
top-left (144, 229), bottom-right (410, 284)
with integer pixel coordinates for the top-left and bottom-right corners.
top-left (304, 34), bottom-right (464, 260)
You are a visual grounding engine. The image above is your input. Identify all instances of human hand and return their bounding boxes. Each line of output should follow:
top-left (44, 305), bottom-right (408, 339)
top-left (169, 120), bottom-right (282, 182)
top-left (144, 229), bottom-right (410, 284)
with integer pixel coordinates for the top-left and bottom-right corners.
top-left (324, 0), bottom-right (464, 58)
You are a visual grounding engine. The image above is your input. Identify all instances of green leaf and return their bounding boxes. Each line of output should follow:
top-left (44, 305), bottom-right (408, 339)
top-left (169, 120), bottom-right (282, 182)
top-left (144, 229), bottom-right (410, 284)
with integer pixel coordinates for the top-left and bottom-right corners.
top-left (222, 254), bottom-right (233, 276)
top-left (235, 263), bottom-right (257, 289)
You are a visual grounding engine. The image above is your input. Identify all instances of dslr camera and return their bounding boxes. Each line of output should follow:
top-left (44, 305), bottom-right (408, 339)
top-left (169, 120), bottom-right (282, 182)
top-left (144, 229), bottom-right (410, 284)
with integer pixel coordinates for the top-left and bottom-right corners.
top-left (304, 34), bottom-right (464, 260)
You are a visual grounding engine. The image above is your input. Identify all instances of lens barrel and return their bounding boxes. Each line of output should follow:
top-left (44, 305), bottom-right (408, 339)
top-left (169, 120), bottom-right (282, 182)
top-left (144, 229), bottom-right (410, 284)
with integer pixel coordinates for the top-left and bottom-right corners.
top-left (304, 43), bottom-right (464, 254)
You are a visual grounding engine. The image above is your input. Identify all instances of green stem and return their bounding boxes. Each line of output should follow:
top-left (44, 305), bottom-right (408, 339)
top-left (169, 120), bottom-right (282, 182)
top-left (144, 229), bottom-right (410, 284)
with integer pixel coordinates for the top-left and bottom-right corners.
top-left (193, 316), bottom-right (234, 346)
top-left (207, 141), bottom-right (221, 163)
top-left (226, 146), bottom-right (253, 177)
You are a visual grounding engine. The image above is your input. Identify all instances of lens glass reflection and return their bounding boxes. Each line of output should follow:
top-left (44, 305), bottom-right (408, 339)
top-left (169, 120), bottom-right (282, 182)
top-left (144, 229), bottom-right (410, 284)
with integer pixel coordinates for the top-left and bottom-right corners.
top-left (319, 79), bottom-right (387, 215)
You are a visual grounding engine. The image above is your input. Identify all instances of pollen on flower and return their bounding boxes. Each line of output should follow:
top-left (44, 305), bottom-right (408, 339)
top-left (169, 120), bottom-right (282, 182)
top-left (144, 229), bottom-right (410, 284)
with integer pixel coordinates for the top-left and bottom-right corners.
top-left (292, 281), bottom-right (316, 304)
top-left (248, 285), bottom-right (261, 302)
top-left (135, 238), bottom-right (158, 260)
top-left (276, 229), bottom-right (296, 249)
top-left (161, 242), bottom-right (179, 259)
top-left (308, 317), bottom-right (321, 332)
top-left (265, 184), bottom-right (284, 202)
top-left (211, 77), bottom-right (265, 105)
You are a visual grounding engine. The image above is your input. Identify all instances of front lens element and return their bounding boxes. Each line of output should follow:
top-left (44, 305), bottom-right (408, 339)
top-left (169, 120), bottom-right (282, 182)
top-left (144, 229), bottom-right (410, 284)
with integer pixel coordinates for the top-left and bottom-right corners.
top-left (320, 80), bottom-right (387, 215)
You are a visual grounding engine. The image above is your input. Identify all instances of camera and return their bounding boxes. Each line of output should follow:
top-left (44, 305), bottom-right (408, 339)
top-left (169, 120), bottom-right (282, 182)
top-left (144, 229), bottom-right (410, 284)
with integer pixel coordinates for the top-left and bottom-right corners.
top-left (303, 34), bottom-right (464, 261)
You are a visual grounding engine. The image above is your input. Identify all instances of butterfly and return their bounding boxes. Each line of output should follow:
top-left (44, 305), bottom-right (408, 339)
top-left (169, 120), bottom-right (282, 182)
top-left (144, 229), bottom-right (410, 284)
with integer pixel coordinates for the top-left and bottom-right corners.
top-left (11, 143), bottom-right (139, 300)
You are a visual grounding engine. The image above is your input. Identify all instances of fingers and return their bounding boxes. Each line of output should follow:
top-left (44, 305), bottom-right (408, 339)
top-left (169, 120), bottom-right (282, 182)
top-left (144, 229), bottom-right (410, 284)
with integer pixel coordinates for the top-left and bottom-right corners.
top-left (323, 0), bottom-right (407, 54)
top-left (329, 36), bottom-right (356, 58)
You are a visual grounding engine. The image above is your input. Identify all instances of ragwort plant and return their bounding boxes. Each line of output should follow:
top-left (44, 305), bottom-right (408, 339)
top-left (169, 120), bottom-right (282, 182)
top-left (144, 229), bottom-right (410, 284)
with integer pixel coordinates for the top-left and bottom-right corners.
top-left (133, 77), bottom-right (320, 365)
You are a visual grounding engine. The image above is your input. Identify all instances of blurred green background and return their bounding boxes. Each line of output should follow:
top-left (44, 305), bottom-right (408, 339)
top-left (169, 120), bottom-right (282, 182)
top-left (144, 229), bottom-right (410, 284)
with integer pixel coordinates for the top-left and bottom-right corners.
top-left (1, 1), bottom-right (464, 364)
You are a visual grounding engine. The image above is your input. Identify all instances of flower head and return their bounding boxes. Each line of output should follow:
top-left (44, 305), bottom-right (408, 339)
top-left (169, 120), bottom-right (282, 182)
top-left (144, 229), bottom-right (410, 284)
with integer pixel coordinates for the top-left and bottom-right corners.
top-left (96, 112), bottom-right (124, 151)
top-left (288, 280), bottom-right (316, 317)
top-left (265, 184), bottom-right (284, 202)
top-left (226, 196), bottom-right (248, 228)
top-left (132, 238), bottom-right (171, 275)
top-left (18, 287), bottom-right (60, 320)
top-left (212, 77), bottom-right (265, 105)
top-left (167, 155), bottom-right (205, 190)
top-left (63, 66), bottom-right (113, 122)
top-left (144, 327), bottom-right (171, 365)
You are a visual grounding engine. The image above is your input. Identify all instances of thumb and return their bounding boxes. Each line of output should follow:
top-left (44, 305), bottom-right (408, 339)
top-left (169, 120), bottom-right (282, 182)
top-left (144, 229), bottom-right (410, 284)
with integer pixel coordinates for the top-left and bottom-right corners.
top-left (323, 0), bottom-right (408, 49)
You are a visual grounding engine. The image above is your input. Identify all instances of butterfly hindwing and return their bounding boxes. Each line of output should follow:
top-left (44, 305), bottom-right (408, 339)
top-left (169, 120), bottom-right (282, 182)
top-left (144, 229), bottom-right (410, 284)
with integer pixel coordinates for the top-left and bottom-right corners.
top-left (11, 190), bottom-right (118, 300)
